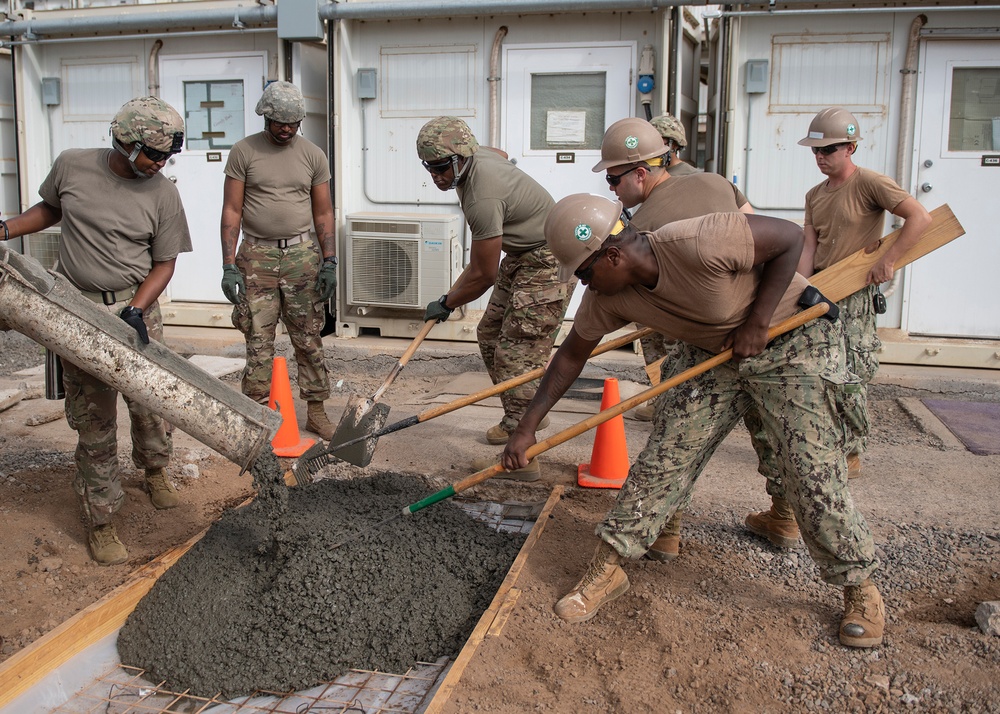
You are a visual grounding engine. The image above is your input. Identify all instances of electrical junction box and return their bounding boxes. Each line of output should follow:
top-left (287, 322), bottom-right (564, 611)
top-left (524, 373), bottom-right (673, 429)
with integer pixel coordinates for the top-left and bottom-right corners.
top-left (42, 77), bottom-right (61, 106)
top-left (278, 0), bottom-right (324, 42)
top-left (357, 69), bottom-right (377, 100)
top-left (346, 212), bottom-right (463, 310)
top-left (746, 59), bottom-right (769, 94)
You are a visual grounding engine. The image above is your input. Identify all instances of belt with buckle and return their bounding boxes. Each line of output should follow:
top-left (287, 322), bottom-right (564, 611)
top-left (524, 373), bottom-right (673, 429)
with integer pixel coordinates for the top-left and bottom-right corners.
top-left (244, 232), bottom-right (311, 249)
top-left (78, 283), bottom-right (139, 306)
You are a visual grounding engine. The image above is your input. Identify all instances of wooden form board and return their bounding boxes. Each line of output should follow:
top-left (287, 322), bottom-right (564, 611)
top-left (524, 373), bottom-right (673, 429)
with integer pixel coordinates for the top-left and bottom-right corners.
top-left (424, 485), bottom-right (565, 713)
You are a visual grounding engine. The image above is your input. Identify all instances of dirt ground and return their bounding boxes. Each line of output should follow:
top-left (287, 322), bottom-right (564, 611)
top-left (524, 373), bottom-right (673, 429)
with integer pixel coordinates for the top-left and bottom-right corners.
top-left (1, 330), bottom-right (999, 713)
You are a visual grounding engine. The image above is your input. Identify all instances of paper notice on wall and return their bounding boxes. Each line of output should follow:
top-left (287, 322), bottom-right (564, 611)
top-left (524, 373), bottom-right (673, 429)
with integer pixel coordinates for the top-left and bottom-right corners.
top-left (546, 110), bottom-right (587, 145)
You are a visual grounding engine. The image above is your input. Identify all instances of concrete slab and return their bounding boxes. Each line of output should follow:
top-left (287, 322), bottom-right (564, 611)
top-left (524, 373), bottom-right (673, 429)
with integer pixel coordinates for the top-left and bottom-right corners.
top-left (186, 355), bottom-right (244, 378)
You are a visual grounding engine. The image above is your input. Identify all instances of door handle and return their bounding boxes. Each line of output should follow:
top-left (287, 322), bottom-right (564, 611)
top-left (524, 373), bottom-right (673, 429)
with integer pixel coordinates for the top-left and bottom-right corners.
top-left (920, 182), bottom-right (932, 193)
top-left (167, 175), bottom-right (178, 184)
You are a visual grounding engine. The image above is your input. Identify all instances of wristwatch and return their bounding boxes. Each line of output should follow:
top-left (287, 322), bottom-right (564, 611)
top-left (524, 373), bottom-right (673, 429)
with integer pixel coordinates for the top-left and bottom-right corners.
top-left (323, 256), bottom-right (338, 266)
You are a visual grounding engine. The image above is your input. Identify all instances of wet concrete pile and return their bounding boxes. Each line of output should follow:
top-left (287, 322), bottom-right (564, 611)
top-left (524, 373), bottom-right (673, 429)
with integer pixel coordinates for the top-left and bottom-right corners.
top-left (117, 450), bottom-right (526, 698)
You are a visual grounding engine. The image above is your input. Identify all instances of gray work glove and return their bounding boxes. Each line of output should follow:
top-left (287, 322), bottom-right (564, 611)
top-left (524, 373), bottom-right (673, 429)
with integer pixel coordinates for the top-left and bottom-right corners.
top-left (424, 294), bottom-right (454, 323)
top-left (119, 306), bottom-right (149, 344)
top-left (316, 258), bottom-right (338, 301)
top-left (221, 264), bottom-right (245, 304)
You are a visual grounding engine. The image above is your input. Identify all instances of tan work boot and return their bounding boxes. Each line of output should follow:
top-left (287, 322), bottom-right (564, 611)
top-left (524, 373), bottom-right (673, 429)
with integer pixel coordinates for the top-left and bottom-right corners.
top-left (646, 510), bottom-right (683, 561)
top-left (555, 541), bottom-right (630, 623)
top-left (745, 496), bottom-right (800, 549)
top-left (88, 523), bottom-right (128, 566)
top-left (306, 400), bottom-right (336, 440)
top-left (471, 455), bottom-right (541, 482)
top-left (840, 580), bottom-right (885, 648)
top-left (634, 403), bottom-right (655, 422)
top-left (485, 415), bottom-right (550, 445)
top-left (847, 452), bottom-right (862, 479)
top-left (145, 468), bottom-right (180, 510)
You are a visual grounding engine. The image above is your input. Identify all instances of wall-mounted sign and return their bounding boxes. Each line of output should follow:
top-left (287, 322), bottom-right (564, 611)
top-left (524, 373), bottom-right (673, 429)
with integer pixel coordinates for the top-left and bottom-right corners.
top-left (546, 110), bottom-right (587, 145)
top-left (207, 152), bottom-right (222, 163)
top-left (556, 153), bottom-right (575, 164)
top-left (982, 155), bottom-right (1000, 167)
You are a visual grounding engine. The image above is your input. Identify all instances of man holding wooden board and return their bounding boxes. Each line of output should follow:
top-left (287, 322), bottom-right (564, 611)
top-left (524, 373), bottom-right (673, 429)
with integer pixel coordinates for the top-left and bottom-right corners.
top-left (744, 107), bottom-right (932, 549)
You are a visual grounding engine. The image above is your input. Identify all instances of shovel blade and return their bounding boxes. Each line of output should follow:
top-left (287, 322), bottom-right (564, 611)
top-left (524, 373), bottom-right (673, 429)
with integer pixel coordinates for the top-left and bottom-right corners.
top-left (330, 396), bottom-right (391, 467)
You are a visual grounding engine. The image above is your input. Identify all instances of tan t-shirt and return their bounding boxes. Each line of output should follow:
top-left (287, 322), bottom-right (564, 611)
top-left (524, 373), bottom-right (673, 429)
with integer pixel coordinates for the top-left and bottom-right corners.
top-left (665, 161), bottom-right (700, 178)
top-left (456, 148), bottom-right (554, 254)
top-left (225, 132), bottom-right (332, 239)
top-left (630, 172), bottom-right (749, 232)
top-left (573, 212), bottom-right (809, 353)
top-left (804, 167), bottom-right (912, 270)
top-left (38, 148), bottom-right (192, 292)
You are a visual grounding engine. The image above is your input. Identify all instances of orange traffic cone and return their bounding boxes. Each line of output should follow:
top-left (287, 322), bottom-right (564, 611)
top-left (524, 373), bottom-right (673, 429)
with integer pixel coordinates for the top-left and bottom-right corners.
top-left (268, 356), bottom-right (316, 458)
top-left (578, 377), bottom-right (630, 489)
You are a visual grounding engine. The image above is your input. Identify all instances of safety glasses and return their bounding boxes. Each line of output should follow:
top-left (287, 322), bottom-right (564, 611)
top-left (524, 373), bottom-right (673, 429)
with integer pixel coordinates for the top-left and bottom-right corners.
top-left (422, 158), bottom-right (454, 175)
top-left (138, 132), bottom-right (184, 163)
top-left (812, 143), bottom-right (850, 156)
top-left (605, 165), bottom-right (642, 187)
top-left (574, 247), bottom-right (608, 281)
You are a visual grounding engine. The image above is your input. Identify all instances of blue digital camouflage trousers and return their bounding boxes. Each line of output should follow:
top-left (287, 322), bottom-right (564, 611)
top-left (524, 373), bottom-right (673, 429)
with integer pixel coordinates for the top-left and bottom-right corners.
top-left (63, 300), bottom-right (171, 525)
top-left (597, 318), bottom-right (879, 586)
top-left (478, 245), bottom-right (573, 433)
top-left (744, 286), bottom-right (876, 497)
top-left (233, 239), bottom-right (330, 404)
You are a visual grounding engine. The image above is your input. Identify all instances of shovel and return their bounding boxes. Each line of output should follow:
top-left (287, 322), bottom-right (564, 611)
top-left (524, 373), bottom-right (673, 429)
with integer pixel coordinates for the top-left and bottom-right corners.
top-left (293, 325), bottom-right (656, 479)
top-left (325, 317), bottom-right (437, 467)
top-left (328, 301), bottom-right (833, 548)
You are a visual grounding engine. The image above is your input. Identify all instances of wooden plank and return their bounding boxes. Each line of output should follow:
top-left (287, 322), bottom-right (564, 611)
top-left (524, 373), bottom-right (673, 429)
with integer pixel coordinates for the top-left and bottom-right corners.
top-left (423, 485), bottom-right (565, 714)
top-left (810, 204), bottom-right (963, 303)
top-left (0, 527), bottom-right (212, 708)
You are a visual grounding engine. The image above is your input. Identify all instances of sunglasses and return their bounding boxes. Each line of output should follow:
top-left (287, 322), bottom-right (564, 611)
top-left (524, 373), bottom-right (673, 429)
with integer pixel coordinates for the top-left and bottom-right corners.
top-left (422, 158), bottom-right (454, 175)
top-left (812, 143), bottom-right (850, 156)
top-left (574, 247), bottom-right (608, 281)
top-left (605, 165), bottom-right (642, 187)
top-left (138, 132), bottom-right (184, 163)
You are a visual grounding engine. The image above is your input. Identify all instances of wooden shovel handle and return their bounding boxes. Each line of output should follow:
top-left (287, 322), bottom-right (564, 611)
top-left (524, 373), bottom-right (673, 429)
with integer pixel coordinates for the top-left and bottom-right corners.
top-left (414, 326), bottom-right (655, 423)
top-left (370, 318), bottom-right (437, 403)
top-left (407, 302), bottom-right (830, 514)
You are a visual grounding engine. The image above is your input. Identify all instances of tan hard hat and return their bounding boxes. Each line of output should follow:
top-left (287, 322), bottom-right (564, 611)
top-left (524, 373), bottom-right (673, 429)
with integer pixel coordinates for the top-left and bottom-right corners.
top-left (650, 113), bottom-right (687, 148)
top-left (592, 117), bottom-right (669, 172)
top-left (545, 193), bottom-right (625, 282)
top-left (797, 107), bottom-right (862, 147)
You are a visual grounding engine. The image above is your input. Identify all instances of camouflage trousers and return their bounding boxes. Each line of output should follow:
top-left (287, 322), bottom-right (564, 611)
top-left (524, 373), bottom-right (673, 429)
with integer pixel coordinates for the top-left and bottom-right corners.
top-left (63, 300), bottom-right (171, 525)
top-left (233, 239), bottom-right (330, 404)
top-left (478, 245), bottom-right (573, 433)
top-left (745, 287), bottom-right (876, 498)
top-left (597, 318), bottom-right (878, 586)
top-left (639, 330), bottom-right (679, 367)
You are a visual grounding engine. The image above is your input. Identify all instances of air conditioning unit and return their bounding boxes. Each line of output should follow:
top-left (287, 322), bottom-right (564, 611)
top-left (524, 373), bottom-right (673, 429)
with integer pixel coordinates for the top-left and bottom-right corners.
top-left (346, 212), bottom-right (463, 309)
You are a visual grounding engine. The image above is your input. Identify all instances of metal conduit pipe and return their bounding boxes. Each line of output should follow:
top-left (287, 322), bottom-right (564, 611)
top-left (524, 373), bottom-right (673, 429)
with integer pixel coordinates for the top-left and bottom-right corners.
top-left (883, 12), bottom-right (927, 301)
top-left (0, 5), bottom-right (276, 41)
top-left (720, 5), bottom-right (994, 17)
top-left (488, 25), bottom-right (508, 148)
top-left (147, 38), bottom-right (162, 97)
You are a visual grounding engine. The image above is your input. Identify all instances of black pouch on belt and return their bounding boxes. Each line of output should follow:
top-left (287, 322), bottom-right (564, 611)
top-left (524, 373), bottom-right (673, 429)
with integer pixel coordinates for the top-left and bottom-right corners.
top-left (797, 286), bottom-right (840, 321)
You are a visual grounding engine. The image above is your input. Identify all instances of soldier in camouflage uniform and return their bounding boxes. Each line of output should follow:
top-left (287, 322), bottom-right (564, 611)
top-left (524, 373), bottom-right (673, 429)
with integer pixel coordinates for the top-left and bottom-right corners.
top-left (416, 116), bottom-right (573, 480)
top-left (649, 113), bottom-right (700, 178)
top-left (220, 81), bottom-right (339, 439)
top-left (1, 96), bottom-right (192, 565)
top-left (502, 195), bottom-right (886, 649)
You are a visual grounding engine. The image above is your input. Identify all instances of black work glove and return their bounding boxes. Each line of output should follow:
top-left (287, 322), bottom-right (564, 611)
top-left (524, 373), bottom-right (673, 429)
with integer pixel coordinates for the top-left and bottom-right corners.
top-left (316, 258), bottom-right (338, 301)
top-left (424, 294), bottom-right (455, 323)
top-left (221, 264), bottom-right (245, 305)
top-left (119, 305), bottom-right (149, 344)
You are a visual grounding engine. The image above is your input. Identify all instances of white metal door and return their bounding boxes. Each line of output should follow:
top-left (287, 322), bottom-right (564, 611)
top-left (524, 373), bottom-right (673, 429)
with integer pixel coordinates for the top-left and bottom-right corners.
top-left (908, 40), bottom-right (1000, 338)
top-left (503, 43), bottom-right (634, 317)
top-left (159, 53), bottom-right (266, 303)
